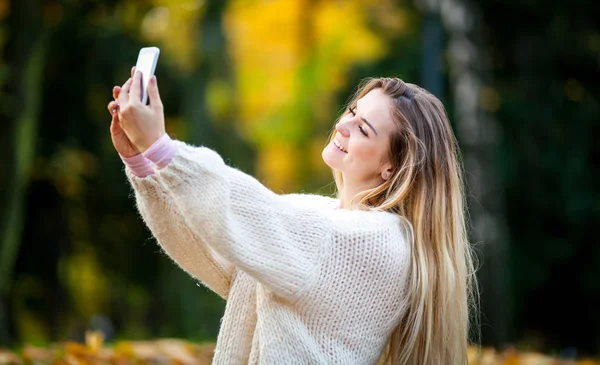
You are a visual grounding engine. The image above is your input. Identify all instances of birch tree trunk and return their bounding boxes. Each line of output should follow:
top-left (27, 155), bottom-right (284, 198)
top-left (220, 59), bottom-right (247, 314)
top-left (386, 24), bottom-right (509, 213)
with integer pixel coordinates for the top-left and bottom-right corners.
top-left (417, 0), bottom-right (512, 347)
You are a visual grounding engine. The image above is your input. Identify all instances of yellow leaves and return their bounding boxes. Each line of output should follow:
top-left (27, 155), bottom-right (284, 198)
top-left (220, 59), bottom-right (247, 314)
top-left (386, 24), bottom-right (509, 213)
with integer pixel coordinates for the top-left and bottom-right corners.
top-left (21, 345), bottom-right (54, 364)
top-left (59, 250), bottom-right (109, 319)
top-left (308, 138), bottom-right (333, 182)
top-left (499, 349), bottom-right (555, 365)
top-left (3, 338), bottom-right (216, 365)
top-left (256, 143), bottom-right (301, 192)
top-left (313, 1), bottom-right (385, 64)
top-left (141, 0), bottom-right (206, 71)
top-left (224, 0), bottom-right (304, 67)
top-left (370, 0), bottom-right (410, 35)
top-left (205, 78), bottom-right (234, 123)
top-left (224, 0), bottom-right (389, 131)
top-left (223, 0), bottom-right (407, 190)
top-left (3, 343), bottom-right (599, 364)
top-left (141, 7), bottom-right (170, 38)
top-left (85, 332), bottom-right (105, 355)
top-left (121, 339), bottom-right (210, 364)
top-left (117, 0), bottom-right (205, 71)
top-left (467, 346), bottom-right (600, 365)
top-left (224, 0), bottom-right (302, 131)
top-left (0, 350), bottom-right (20, 365)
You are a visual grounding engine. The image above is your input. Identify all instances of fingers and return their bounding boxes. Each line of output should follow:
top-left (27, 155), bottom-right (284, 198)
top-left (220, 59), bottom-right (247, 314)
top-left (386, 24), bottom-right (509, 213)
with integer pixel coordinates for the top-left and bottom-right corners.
top-left (113, 86), bottom-right (121, 100)
top-left (118, 77), bottom-right (133, 105)
top-left (114, 66), bottom-right (135, 111)
top-left (109, 110), bottom-right (119, 135)
top-left (147, 76), bottom-right (163, 112)
top-left (129, 71), bottom-right (143, 104)
top-left (121, 77), bottom-right (133, 94)
top-left (108, 101), bottom-right (119, 116)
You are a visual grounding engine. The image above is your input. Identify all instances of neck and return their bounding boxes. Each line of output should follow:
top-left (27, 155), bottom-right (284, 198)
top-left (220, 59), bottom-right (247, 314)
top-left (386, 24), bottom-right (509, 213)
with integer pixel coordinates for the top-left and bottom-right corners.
top-left (339, 176), bottom-right (381, 209)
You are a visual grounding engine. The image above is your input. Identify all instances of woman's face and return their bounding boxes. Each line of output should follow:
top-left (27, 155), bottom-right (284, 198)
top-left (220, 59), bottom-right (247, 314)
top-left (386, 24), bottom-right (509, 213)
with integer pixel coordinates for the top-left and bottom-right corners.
top-left (322, 88), bottom-right (396, 185)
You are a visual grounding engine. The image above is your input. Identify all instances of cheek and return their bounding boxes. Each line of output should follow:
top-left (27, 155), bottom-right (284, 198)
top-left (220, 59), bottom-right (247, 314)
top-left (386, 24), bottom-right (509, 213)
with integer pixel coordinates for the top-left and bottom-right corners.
top-left (350, 140), bottom-right (380, 162)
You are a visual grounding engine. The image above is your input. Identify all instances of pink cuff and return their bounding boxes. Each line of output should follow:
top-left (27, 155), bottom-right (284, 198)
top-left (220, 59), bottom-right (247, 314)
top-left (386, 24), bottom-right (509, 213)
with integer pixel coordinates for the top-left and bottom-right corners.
top-left (120, 153), bottom-right (154, 177)
top-left (143, 133), bottom-right (176, 168)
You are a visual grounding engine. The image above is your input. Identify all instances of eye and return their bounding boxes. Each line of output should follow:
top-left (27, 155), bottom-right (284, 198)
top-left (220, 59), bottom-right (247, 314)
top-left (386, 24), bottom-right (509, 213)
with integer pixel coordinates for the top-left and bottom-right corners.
top-left (348, 106), bottom-right (356, 116)
top-left (359, 125), bottom-right (368, 137)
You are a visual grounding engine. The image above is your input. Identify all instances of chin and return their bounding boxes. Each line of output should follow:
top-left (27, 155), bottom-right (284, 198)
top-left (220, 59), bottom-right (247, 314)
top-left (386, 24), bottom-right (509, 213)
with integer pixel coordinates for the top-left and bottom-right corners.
top-left (322, 142), bottom-right (343, 170)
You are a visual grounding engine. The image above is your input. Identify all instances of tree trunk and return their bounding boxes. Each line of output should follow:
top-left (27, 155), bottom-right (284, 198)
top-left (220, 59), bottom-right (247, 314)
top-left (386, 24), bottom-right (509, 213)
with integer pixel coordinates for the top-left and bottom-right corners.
top-left (441, 0), bottom-right (511, 348)
top-left (421, 12), bottom-right (444, 100)
top-left (416, 0), bottom-right (512, 348)
top-left (0, 0), bottom-right (47, 345)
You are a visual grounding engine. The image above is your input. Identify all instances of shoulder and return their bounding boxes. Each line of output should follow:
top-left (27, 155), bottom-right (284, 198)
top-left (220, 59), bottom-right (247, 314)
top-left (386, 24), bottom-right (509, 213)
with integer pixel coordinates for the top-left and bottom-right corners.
top-left (277, 197), bottom-right (407, 242)
top-left (280, 193), bottom-right (338, 210)
top-left (327, 209), bottom-right (411, 265)
top-left (329, 208), bottom-right (405, 234)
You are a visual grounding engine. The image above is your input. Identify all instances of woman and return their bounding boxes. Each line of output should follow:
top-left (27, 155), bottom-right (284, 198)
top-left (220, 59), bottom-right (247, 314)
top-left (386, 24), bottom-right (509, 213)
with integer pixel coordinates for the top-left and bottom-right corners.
top-left (107, 67), bottom-right (479, 364)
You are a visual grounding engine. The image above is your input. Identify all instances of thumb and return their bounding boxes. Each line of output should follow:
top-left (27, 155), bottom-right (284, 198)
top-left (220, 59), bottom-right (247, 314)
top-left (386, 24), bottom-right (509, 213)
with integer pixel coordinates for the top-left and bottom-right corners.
top-left (148, 76), bottom-right (163, 111)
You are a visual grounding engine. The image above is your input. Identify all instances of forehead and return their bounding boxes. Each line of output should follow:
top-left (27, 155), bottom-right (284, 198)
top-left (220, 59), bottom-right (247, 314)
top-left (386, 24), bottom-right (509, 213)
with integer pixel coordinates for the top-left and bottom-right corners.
top-left (356, 88), bottom-right (395, 134)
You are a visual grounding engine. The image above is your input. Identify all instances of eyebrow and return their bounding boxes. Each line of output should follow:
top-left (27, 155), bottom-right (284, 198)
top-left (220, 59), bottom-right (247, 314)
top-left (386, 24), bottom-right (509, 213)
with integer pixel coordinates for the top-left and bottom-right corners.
top-left (355, 100), bottom-right (379, 136)
top-left (361, 117), bottom-right (378, 136)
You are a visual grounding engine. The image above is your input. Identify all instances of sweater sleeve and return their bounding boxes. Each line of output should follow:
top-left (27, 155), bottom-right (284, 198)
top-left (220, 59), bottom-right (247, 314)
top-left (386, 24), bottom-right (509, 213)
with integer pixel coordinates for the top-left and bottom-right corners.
top-left (120, 153), bottom-right (154, 177)
top-left (149, 141), bottom-right (331, 301)
top-left (125, 167), bottom-right (236, 300)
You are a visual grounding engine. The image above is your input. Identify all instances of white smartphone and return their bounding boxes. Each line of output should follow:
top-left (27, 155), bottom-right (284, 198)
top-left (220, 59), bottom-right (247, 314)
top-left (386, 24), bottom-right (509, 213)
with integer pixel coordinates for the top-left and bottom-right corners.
top-left (134, 47), bottom-right (160, 105)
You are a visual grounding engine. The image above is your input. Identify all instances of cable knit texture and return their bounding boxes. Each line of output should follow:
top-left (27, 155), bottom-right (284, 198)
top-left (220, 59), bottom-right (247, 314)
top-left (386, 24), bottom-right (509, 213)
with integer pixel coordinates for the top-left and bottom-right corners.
top-left (125, 140), bottom-right (412, 365)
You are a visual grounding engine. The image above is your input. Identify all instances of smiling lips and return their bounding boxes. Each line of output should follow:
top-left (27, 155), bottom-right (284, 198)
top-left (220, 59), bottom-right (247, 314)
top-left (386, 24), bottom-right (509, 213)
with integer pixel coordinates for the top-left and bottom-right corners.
top-left (333, 139), bottom-right (348, 153)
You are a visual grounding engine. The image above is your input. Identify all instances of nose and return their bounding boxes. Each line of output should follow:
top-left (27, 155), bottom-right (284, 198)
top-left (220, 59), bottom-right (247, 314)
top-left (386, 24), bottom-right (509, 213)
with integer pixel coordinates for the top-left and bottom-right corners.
top-left (335, 121), bottom-right (350, 137)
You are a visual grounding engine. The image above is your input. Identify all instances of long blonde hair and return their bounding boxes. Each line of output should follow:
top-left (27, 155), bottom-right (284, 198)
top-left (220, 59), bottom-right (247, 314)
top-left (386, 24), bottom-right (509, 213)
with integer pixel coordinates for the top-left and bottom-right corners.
top-left (329, 78), bottom-right (480, 364)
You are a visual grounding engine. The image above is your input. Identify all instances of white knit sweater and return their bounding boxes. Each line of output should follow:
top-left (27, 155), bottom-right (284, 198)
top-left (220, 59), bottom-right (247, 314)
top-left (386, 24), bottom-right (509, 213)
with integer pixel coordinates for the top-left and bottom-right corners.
top-left (125, 141), bottom-right (411, 364)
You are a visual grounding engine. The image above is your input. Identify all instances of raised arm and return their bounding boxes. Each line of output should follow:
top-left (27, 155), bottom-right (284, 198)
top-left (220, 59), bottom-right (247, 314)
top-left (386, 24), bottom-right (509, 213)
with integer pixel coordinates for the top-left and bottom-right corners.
top-left (126, 166), bottom-right (236, 299)
top-left (110, 70), bottom-right (331, 301)
top-left (151, 140), bottom-right (332, 302)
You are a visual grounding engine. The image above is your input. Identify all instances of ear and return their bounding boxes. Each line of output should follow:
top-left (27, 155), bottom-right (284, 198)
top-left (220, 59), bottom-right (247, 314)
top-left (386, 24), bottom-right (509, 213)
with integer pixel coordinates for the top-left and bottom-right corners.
top-left (381, 162), bottom-right (393, 180)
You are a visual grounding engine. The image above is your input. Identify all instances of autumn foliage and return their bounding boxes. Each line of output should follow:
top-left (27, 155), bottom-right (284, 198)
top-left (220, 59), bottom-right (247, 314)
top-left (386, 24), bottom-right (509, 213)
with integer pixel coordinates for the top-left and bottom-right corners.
top-left (0, 331), bottom-right (598, 365)
top-left (0, 332), bottom-right (215, 365)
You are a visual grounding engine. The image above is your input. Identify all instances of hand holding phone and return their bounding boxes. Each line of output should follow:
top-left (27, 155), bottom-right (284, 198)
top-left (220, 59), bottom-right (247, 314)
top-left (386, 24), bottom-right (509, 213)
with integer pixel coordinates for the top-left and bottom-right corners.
top-left (112, 46), bottom-right (165, 153)
top-left (134, 47), bottom-right (160, 105)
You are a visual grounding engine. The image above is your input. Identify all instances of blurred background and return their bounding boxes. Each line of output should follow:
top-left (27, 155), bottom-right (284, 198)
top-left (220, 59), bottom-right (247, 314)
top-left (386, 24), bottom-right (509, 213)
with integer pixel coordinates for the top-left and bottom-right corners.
top-left (0, 0), bottom-right (598, 358)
